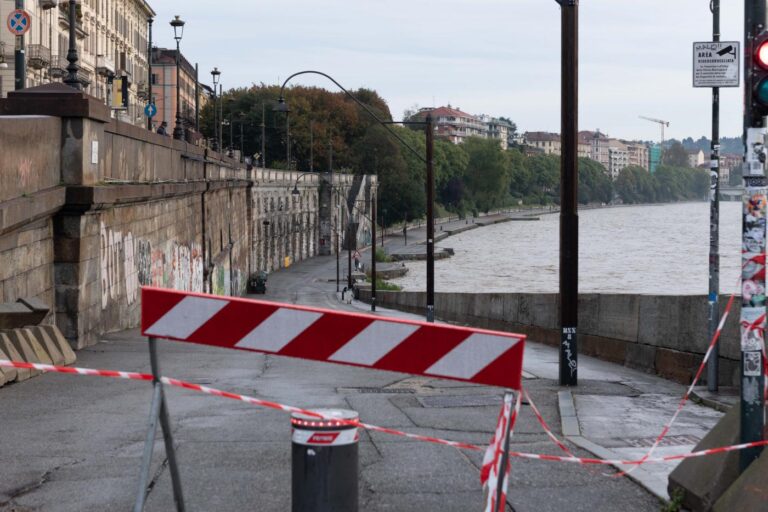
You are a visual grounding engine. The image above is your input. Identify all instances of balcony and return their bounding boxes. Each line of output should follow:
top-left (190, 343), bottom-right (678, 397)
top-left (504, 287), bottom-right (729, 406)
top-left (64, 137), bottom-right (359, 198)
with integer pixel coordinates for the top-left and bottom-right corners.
top-left (49, 55), bottom-right (67, 78)
top-left (95, 55), bottom-right (115, 77)
top-left (27, 44), bottom-right (51, 70)
top-left (58, 4), bottom-right (87, 39)
top-left (40, 0), bottom-right (58, 9)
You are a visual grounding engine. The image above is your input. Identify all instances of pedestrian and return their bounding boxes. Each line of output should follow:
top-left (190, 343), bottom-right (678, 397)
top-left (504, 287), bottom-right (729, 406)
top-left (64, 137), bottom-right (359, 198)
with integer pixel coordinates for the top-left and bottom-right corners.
top-left (353, 251), bottom-right (361, 271)
top-left (156, 121), bottom-right (168, 136)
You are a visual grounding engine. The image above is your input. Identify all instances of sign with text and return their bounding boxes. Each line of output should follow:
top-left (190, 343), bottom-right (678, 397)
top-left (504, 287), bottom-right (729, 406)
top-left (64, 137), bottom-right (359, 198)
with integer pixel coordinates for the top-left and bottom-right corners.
top-left (693, 41), bottom-right (740, 87)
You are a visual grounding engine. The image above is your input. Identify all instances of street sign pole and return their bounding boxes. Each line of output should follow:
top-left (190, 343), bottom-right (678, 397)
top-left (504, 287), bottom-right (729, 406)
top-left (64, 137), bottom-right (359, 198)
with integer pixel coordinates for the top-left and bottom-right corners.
top-left (13, 1), bottom-right (26, 90)
top-left (707, 0), bottom-right (721, 393)
top-left (740, 0), bottom-right (766, 473)
top-left (558, 0), bottom-right (579, 387)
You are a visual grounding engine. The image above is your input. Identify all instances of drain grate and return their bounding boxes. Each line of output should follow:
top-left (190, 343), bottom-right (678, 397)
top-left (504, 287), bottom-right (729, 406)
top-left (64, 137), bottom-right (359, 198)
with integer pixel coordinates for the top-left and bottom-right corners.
top-left (341, 387), bottom-right (415, 394)
top-left (622, 434), bottom-right (701, 448)
top-left (418, 395), bottom-right (502, 408)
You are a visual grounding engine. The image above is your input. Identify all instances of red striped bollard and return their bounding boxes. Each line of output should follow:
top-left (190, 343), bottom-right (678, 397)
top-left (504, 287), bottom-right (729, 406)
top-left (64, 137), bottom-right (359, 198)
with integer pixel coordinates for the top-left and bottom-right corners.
top-left (291, 409), bottom-right (359, 512)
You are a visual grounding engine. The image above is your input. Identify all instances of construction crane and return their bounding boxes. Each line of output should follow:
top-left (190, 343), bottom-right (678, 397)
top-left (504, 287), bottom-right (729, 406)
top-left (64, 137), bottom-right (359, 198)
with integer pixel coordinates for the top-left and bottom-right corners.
top-left (639, 116), bottom-right (670, 145)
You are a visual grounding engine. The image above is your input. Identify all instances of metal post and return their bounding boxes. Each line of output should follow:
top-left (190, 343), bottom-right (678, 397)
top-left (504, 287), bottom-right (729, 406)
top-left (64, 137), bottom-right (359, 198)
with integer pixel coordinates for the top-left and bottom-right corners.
top-left (425, 114), bottom-right (435, 322)
top-left (707, 0), bottom-right (721, 392)
top-left (347, 207), bottom-right (352, 290)
top-left (261, 104), bottom-right (266, 168)
top-left (239, 116), bottom-right (244, 162)
top-left (740, 0), bottom-right (766, 472)
top-left (212, 83), bottom-right (218, 150)
top-left (173, 38), bottom-right (183, 140)
top-left (559, 0), bottom-right (579, 386)
top-left (310, 120), bottom-right (314, 171)
top-left (494, 393), bottom-right (515, 512)
top-left (371, 191), bottom-right (377, 312)
top-left (134, 338), bottom-right (185, 512)
top-left (229, 111), bottom-right (234, 156)
top-left (194, 63), bottom-right (200, 133)
top-left (147, 18), bottom-right (153, 131)
top-left (14, 0), bottom-right (25, 90)
top-left (218, 84), bottom-right (223, 152)
top-left (286, 114), bottom-right (291, 169)
top-left (62, 0), bottom-right (80, 90)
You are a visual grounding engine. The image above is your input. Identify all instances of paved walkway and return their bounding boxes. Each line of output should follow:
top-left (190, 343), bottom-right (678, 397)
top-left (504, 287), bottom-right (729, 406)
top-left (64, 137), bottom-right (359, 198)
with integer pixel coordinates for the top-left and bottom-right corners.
top-left (0, 219), bottom-right (726, 511)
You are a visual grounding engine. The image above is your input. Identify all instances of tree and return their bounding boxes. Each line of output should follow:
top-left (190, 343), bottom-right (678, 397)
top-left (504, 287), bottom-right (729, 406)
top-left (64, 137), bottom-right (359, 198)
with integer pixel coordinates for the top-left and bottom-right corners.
top-left (461, 137), bottom-right (511, 212)
top-left (662, 141), bottom-right (690, 168)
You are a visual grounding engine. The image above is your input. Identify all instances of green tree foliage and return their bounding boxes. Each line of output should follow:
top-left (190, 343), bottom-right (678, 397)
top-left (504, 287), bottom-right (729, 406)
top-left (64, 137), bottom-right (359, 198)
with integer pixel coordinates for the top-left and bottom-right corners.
top-left (662, 141), bottom-right (690, 168)
top-left (615, 165), bottom-right (707, 204)
top-left (578, 157), bottom-right (613, 204)
top-left (462, 137), bottom-right (511, 213)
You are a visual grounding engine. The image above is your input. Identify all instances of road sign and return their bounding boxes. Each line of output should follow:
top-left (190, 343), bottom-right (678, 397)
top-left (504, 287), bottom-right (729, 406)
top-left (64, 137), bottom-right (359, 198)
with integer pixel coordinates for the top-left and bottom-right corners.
top-left (6, 9), bottom-right (30, 36)
top-left (144, 103), bottom-right (157, 118)
top-left (693, 41), bottom-right (740, 87)
top-left (141, 287), bottom-right (526, 389)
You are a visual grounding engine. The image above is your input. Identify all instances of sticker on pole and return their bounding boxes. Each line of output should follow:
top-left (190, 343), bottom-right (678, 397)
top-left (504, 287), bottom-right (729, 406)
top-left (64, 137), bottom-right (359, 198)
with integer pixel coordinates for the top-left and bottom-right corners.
top-left (6, 9), bottom-right (31, 36)
top-left (693, 41), bottom-right (740, 88)
top-left (141, 287), bottom-right (526, 390)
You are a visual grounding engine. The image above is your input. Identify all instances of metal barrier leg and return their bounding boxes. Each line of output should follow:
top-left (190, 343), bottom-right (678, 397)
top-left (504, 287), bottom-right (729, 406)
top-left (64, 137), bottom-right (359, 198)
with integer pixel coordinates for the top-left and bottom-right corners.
top-left (494, 392), bottom-right (515, 512)
top-left (133, 338), bottom-right (186, 512)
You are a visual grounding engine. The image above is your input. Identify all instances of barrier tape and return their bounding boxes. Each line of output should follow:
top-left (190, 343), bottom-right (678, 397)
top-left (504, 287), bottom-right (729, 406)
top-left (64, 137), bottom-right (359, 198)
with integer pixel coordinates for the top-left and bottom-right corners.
top-left (1, 358), bottom-right (767, 468)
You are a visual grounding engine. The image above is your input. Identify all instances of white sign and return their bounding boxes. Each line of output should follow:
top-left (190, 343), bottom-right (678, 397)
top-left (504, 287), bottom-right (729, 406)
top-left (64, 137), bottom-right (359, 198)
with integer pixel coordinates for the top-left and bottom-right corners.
top-left (693, 41), bottom-right (740, 87)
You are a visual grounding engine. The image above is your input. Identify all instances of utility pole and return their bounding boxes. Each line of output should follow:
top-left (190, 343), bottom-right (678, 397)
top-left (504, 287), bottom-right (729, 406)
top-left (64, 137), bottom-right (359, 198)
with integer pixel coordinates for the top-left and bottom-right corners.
top-left (425, 114), bottom-right (435, 322)
top-left (147, 18), bottom-right (153, 131)
top-left (371, 190), bottom-right (377, 312)
top-left (261, 104), bottom-right (266, 168)
top-left (707, 0), bottom-right (721, 392)
top-left (14, 0), bottom-right (25, 90)
top-left (740, 0), bottom-right (767, 472)
top-left (558, 0), bottom-right (579, 386)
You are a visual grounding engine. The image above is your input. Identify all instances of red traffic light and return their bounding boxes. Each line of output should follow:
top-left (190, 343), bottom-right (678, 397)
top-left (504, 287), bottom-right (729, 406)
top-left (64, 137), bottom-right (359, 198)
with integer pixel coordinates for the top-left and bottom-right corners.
top-left (757, 40), bottom-right (768, 69)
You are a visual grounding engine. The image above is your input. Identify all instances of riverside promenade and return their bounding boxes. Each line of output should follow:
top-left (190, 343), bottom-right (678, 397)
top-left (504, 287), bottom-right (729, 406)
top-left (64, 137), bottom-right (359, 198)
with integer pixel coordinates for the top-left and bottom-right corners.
top-left (0, 213), bottom-right (724, 511)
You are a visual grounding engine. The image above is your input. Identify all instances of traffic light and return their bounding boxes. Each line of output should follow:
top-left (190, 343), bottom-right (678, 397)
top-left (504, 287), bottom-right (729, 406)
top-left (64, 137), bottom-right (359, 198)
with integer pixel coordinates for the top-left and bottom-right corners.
top-left (751, 31), bottom-right (768, 124)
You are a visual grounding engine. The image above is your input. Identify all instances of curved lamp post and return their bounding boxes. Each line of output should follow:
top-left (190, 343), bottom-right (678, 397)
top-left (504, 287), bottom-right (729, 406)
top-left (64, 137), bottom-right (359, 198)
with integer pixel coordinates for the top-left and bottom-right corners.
top-left (170, 15), bottom-right (185, 140)
top-left (276, 70), bottom-right (435, 321)
top-left (211, 67), bottom-right (221, 150)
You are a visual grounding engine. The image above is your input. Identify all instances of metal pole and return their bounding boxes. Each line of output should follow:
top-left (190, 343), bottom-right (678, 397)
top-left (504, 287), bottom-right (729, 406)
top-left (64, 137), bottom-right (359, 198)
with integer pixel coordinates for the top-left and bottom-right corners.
top-left (172, 39), bottom-right (183, 140)
top-left (707, 0), bottom-right (721, 392)
top-left (261, 104), bottom-right (266, 168)
top-left (371, 191), bottom-right (377, 312)
top-left (286, 114), bottom-right (291, 169)
top-left (195, 63), bottom-right (200, 133)
top-left (310, 120), bottom-right (314, 171)
top-left (147, 18), bottom-right (153, 131)
top-left (740, 0), bottom-right (766, 472)
top-left (62, 0), bottom-right (80, 90)
top-left (212, 85), bottom-right (218, 150)
top-left (347, 207), bottom-right (352, 290)
top-left (14, 0), bottom-right (25, 90)
top-left (559, 0), bottom-right (579, 386)
top-left (425, 114), bottom-right (435, 322)
top-left (218, 84), bottom-right (223, 152)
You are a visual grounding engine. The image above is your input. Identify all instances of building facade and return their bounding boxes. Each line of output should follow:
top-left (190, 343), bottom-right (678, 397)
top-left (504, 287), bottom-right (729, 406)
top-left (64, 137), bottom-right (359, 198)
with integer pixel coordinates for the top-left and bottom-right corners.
top-left (523, 131), bottom-right (561, 155)
top-left (411, 106), bottom-right (514, 150)
top-left (150, 47), bottom-right (198, 134)
top-left (0, 0), bottom-right (155, 126)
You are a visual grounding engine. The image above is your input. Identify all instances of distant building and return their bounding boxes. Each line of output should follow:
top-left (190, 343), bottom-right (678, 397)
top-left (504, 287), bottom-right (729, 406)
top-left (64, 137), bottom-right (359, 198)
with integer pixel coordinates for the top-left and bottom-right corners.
top-left (625, 142), bottom-right (650, 171)
top-left (482, 115), bottom-right (514, 150)
top-left (577, 131), bottom-right (594, 159)
top-left (649, 145), bottom-right (663, 173)
top-left (687, 149), bottom-right (706, 168)
top-left (523, 131), bottom-right (561, 155)
top-left (607, 139), bottom-right (629, 179)
top-left (151, 48), bottom-right (200, 136)
top-left (410, 106), bottom-right (514, 149)
top-left (590, 130), bottom-right (610, 169)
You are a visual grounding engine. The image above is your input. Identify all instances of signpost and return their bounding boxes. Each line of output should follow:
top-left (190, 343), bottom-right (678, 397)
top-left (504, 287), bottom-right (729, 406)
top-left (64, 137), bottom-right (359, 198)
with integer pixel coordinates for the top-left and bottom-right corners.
top-left (144, 103), bottom-right (157, 119)
top-left (693, 41), bottom-right (740, 88)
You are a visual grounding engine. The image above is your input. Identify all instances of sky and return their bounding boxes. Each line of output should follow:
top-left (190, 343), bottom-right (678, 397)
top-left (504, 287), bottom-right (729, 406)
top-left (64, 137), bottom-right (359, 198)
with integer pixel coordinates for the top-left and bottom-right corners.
top-left (150, 0), bottom-right (746, 142)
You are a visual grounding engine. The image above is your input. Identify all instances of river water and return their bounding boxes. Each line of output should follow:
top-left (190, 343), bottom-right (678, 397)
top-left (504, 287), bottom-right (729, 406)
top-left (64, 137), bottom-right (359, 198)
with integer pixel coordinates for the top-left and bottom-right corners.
top-left (390, 202), bottom-right (744, 295)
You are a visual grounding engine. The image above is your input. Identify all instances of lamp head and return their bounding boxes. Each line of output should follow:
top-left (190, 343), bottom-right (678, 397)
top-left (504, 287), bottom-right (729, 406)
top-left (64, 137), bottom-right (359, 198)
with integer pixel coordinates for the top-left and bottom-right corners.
top-left (170, 15), bottom-right (185, 41)
top-left (273, 97), bottom-right (290, 113)
top-left (291, 186), bottom-right (300, 196)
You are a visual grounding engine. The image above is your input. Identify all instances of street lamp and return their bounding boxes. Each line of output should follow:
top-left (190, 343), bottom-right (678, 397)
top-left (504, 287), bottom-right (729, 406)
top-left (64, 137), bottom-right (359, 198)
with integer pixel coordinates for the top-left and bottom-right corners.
top-left (273, 98), bottom-right (291, 169)
top-left (63, 0), bottom-right (81, 90)
top-left (277, 70), bottom-right (435, 321)
top-left (211, 67), bottom-right (221, 150)
top-left (170, 15), bottom-right (186, 140)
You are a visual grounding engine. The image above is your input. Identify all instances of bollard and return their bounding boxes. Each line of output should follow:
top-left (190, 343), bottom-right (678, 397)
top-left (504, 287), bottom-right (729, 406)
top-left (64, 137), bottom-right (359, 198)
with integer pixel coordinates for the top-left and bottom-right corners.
top-left (291, 409), bottom-right (359, 512)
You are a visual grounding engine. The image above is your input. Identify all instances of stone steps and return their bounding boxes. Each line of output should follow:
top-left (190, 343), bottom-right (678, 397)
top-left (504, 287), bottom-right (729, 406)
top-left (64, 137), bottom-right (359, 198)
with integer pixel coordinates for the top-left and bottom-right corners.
top-left (0, 325), bottom-right (76, 387)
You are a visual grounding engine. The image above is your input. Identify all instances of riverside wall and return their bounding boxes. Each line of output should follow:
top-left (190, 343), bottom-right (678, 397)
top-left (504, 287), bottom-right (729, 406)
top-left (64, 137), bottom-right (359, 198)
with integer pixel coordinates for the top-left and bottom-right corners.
top-left (359, 290), bottom-right (741, 386)
top-left (0, 83), bottom-right (372, 348)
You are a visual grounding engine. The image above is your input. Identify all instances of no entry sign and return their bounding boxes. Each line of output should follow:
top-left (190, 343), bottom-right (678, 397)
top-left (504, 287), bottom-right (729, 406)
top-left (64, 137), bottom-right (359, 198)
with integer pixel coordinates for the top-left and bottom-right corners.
top-left (6, 9), bottom-right (30, 36)
top-left (141, 287), bottom-right (525, 389)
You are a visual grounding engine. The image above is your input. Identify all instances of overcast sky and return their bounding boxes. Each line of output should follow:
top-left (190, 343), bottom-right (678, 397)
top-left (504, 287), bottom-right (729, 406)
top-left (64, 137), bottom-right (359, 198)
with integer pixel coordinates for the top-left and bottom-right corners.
top-left (151, 1), bottom-right (745, 142)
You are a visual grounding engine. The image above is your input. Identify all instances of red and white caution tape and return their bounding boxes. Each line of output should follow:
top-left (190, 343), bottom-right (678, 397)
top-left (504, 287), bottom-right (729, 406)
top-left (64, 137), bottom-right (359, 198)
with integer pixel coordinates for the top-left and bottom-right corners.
top-left (523, 388), bottom-right (576, 459)
top-left (481, 393), bottom-right (520, 512)
top-left (2, 359), bottom-right (767, 468)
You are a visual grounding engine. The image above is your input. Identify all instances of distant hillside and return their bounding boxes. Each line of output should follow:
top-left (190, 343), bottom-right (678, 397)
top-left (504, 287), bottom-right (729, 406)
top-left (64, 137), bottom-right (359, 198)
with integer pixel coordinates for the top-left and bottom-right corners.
top-left (676, 136), bottom-right (742, 155)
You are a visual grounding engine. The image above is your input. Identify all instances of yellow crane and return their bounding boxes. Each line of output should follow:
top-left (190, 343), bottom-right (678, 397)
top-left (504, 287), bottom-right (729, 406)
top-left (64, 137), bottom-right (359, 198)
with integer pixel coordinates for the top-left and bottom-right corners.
top-left (639, 116), bottom-right (670, 145)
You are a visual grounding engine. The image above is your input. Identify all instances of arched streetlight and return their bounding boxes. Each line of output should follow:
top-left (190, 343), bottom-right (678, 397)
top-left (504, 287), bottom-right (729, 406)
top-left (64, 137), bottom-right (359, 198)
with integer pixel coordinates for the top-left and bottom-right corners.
top-left (276, 70), bottom-right (435, 321)
top-left (170, 15), bottom-right (186, 140)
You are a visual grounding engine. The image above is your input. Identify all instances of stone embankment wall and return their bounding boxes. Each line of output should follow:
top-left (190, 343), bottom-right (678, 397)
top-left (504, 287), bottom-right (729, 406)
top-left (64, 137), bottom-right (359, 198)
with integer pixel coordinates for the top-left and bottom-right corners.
top-left (360, 290), bottom-right (741, 386)
top-left (0, 83), bottom-right (370, 349)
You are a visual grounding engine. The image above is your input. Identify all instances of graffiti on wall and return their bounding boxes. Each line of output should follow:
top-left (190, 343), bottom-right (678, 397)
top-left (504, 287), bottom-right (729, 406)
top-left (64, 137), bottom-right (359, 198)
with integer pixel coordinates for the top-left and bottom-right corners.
top-left (100, 221), bottom-right (204, 309)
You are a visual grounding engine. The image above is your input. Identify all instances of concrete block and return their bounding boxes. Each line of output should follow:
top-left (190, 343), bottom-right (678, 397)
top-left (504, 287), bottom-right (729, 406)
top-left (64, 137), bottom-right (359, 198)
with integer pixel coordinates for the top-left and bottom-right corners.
top-left (677, 296), bottom-right (709, 354)
top-left (530, 294), bottom-right (558, 329)
top-left (24, 326), bottom-right (65, 365)
top-left (37, 324), bottom-right (77, 364)
top-left (655, 347), bottom-right (699, 384)
top-left (0, 342), bottom-right (16, 385)
top-left (578, 293), bottom-right (600, 335)
top-left (502, 294), bottom-right (519, 324)
top-left (624, 343), bottom-right (656, 373)
top-left (668, 403), bottom-right (741, 511)
top-left (5, 329), bottom-right (52, 369)
top-left (713, 444), bottom-right (768, 512)
top-left (0, 333), bottom-right (32, 380)
top-left (580, 335), bottom-right (627, 364)
top-left (596, 294), bottom-right (639, 342)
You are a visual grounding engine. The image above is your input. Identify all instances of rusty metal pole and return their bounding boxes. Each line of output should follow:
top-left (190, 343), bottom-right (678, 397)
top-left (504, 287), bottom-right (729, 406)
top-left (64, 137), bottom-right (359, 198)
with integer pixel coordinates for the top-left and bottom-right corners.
top-left (426, 114), bottom-right (435, 322)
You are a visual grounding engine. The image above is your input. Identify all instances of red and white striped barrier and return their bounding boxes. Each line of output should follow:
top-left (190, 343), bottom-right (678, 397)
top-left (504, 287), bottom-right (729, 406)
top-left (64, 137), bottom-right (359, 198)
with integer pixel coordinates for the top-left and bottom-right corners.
top-left (482, 393), bottom-right (520, 512)
top-left (141, 287), bottom-right (526, 390)
top-left (2, 358), bottom-right (766, 468)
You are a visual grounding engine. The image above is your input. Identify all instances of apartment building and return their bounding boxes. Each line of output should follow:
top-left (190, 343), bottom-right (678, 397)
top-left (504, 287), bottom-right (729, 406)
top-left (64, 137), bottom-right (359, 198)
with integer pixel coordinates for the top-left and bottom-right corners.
top-left (523, 131), bottom-right (561, 155)
top-left (150, 47), bottom-right (198, 134)
top-left (607, 139), bottom-right (629, 179)
top-left (0, 0), bottom-right (155, 126)
top-left (411, 106), bottom-right (514, 150)
top-left (626, 142), bottom-right (649, 170)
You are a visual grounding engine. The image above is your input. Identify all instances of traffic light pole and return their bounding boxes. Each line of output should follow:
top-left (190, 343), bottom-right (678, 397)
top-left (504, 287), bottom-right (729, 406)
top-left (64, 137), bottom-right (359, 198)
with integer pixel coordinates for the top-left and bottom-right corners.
top-left (707, 0), bottom-right (721, 392)
top-left (740, 0), bottom-right (766, 473)
top-left (558, 0), bottom-right (578, 386)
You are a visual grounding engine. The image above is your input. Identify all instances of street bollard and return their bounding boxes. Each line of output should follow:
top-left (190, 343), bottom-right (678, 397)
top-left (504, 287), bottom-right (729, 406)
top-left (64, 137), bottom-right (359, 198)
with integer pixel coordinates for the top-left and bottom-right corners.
top-left (291, 409), bottom-right (359, 512)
